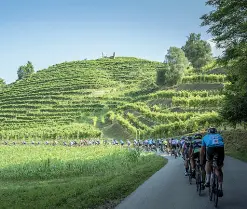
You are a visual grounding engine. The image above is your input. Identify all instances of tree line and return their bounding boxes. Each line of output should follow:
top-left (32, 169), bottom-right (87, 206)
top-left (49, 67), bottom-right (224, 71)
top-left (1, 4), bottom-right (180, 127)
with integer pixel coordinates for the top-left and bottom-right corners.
top-left (201, 0), bottom-right (247, 127)
top-left (156, 33), bottom-right (213, 86)
top-left (156, 0), bottom-right (247, 128)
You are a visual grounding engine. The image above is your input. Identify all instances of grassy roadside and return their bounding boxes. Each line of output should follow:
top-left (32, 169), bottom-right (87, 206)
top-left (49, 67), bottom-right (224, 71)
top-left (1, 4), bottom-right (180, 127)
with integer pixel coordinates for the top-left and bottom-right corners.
top-left (223, 130), bottom-right (247, 162)
top-left (0, 146), bottom-right (166, 209)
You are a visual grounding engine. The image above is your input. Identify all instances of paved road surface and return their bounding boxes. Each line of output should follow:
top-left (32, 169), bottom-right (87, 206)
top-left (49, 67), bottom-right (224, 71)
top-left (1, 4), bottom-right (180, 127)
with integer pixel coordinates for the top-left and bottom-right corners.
top-left (116, 155), bottom-right (247, 209)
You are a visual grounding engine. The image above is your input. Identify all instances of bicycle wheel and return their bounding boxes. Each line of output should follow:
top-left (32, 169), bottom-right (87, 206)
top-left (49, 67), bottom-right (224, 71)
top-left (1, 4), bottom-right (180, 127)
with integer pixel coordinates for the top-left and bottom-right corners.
top-left (188, 164), bottom-right (192, 185)
top-left (209, 174), bottom-right (214, 201)
top-left (196, 172), bottom-right (199, 192)
top-left (214, 174), bottom-right (219, 208)
top-left (198, 172), bottom-right (202, 196)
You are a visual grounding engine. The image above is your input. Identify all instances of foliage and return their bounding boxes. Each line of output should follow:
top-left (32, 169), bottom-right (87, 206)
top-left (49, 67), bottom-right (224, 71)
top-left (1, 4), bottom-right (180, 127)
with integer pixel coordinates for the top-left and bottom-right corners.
top-left (0, 78), bottom-right (6, 91)
top-left (156, 64), bottom-right (169, 86)
top-left (17, 61), bottom-right (35, 80)
top-left (150, 111), bottom-right (221, 137)
top-left (165, 47), bottom-right (189, 68)
top-left (164, 47), bottom-right (189, 85)
top-left (181, 74), bottom-right (226, 84)
top-left (201, 0), bottom-right (247, 124)
top-left (137, 89), bottom-right (220, 100)
top-left (182, 33), bottom-right (212, 70)
top-left (172, 95), bottom-right (224, 108)
top-left (0, 123), bottom-right (101, 140)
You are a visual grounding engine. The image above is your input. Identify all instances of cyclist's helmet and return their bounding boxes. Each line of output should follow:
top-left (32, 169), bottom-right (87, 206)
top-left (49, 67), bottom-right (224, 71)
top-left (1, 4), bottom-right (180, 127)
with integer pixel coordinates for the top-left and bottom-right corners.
top-left (194, 133), bottom-right (203, 139)
top-left (187, 136), bottom-right (193, 141)
top-left (208, 127), bottom-right (217, 134)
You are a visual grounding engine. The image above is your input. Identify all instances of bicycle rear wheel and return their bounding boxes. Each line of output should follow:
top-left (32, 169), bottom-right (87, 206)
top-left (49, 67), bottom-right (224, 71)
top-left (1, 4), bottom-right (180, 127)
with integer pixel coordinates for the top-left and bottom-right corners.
top-left (196, 172), bottom-right (199, 191)
top-left (214, 175), bottom-right (219, 207)
top-left (209, 175), bottom-right (214, 201)
top-left (188, 164), bottom-right (192, 185)
top-left (199, 173), bottom-right (202, 196)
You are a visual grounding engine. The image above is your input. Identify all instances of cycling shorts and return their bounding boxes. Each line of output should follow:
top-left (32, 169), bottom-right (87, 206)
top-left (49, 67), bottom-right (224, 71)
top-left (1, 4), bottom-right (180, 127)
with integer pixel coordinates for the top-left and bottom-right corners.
top-left (206, 146), bottom-right (225, 167)
top-left (172, 144), bottom-right (177, 149)
top-left (191, 152), bottom-right (206, 165)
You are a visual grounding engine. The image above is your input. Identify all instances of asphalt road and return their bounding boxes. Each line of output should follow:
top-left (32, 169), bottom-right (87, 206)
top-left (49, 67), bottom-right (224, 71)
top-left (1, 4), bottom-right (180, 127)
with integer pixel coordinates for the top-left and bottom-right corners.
top-left (115, 154), bottom-right (247, 209)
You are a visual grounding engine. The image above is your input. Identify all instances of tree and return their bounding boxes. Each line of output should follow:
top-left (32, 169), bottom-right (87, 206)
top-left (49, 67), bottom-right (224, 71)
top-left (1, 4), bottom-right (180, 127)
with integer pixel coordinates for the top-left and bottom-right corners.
top-left (156, 47), bottom-right (189, 86)
top-left (182, 33), bottom-right (212, 70)
top-left (201, 0), bottom-right (247, 124)
top-left (17, 65), bottom-right (26, 80)
top-left (0, 78), bottom-right (6, 91)
top-left (165, 47), bottom-right (189, 67)
top-left (165, 47), bottom-right (189, 85)
top-left (156, 64), bottom-right (170, 86)
top-left (25, 61), bottom-right (34, 75)
top-left (17, 61), bottom-right (35, 80)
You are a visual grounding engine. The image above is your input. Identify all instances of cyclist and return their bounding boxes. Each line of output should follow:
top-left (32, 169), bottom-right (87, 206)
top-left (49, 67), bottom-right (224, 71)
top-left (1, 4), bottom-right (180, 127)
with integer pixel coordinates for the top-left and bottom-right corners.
top-left (162, 139), bottom-right (168, 153)
top-left (200, 127), bottom-right (224, 197)
top-left (144, 139), bottom-right (148, 147)
top-left (148, 139), bottom-right (153, 149)
top-left (158, 139), bottom-right (163, 152)
top-left (180, 136), bottom-right (186, 148)
top-left (163, 139), bottom-right (168, 149)
top-left (176, 138), bottom-right (182, 156)
top-left (171, 138), bottom-right (177, 150)
top-left (182, 136), bottom-right (192, 176)
top-left (170, 138), bottom-right (177, 157)
top-left (189, 133), bottom-right (203, 178)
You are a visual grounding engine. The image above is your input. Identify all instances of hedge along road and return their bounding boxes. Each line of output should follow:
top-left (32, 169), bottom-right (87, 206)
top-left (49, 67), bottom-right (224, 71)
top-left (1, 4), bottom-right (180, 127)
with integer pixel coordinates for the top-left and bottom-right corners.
top-left (115, 154), bottom-right (247, 209)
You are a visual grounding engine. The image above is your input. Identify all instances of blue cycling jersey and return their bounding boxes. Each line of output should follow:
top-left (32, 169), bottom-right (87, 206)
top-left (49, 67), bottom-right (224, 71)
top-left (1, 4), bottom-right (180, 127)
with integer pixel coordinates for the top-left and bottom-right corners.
top-left (202, 134), bottom-right (224, 148)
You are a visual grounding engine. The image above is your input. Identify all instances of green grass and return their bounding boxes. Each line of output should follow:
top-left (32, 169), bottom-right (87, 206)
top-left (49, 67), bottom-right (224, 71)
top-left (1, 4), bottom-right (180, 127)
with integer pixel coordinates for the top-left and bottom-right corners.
top-left (0, 146), bottom-right (166, 208)
top-left (101, 122), bottom-right (134, 140)
top-left (222, 129), bottom-right (247, 162)
top-left (225, 150), bottom-right (247, 162)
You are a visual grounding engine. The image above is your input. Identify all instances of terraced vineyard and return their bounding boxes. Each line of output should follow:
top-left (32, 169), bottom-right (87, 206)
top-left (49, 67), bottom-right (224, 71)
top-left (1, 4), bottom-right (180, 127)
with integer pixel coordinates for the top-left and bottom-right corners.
top-left (0, 58), bottom-right (161, 140)
top-left (0, 57), bottom-right (226, 141)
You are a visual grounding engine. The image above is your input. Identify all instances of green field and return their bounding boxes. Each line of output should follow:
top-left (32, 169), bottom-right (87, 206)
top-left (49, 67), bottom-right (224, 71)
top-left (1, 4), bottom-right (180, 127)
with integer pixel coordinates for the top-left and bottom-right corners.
top-left (0, 145), bottom-right (166, 209)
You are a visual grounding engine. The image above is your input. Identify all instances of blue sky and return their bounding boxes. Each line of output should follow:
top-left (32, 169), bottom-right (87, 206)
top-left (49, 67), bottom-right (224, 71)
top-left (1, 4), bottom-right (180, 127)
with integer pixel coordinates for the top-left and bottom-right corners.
top-left (0, 0), bottom-right (219, 84)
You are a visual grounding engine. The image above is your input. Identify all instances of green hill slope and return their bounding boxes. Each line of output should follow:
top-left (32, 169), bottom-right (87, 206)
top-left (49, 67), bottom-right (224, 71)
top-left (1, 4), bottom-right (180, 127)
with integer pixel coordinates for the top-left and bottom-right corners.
top-left (0, 57), bottom-right (228, 141)
top-left (0, 57), bottom-right (161, 140)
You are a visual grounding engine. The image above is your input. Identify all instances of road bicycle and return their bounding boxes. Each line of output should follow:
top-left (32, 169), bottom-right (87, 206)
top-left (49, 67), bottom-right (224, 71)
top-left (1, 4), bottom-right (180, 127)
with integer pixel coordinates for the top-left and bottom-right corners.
top-left (195, 158), bottom-right (204, 196)
top-left (209, 158), bottom-right (220, 208)
top-left (187, 158), bottom-right (192, 185)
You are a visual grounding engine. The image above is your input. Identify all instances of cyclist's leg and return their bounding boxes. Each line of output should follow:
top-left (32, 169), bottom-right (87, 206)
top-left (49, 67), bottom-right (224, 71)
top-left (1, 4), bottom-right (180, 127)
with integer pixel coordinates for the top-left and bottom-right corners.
top-left (191, 152), bottom-right (199, 178)
top-left (200, 153), bottom-right (206, 189)
top-left (215, 146), bottom-right (225, 196)
top-left (205, 147), bottom-right (213, 187)
top-left (190, 153), bottom-right (195, 170)
top-left (184, 152), bottom-right (189, 176)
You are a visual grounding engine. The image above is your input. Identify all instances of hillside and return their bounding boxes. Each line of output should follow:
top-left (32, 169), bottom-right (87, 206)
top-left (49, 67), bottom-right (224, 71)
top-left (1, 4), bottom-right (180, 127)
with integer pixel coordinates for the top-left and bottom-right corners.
top-left (0, 57), bottom-right (160, 140)
top-left (0, 57), bottom-right (227, 141)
